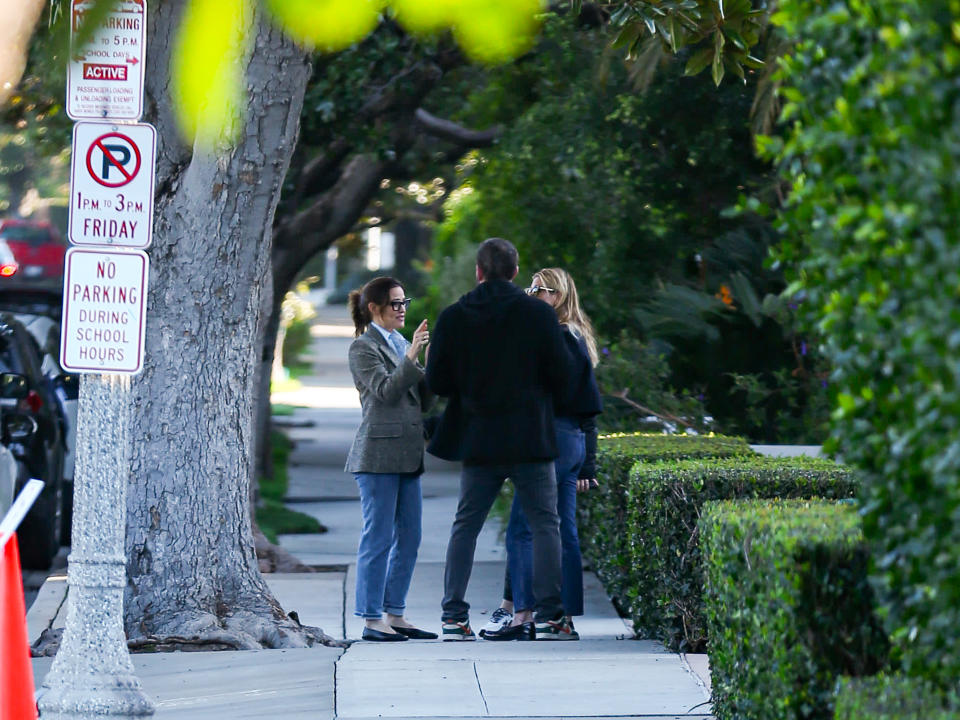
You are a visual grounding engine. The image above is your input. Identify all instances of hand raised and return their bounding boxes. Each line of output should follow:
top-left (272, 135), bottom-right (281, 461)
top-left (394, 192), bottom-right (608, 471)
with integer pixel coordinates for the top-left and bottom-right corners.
top-left (406, 319), bottom-right (429, 360)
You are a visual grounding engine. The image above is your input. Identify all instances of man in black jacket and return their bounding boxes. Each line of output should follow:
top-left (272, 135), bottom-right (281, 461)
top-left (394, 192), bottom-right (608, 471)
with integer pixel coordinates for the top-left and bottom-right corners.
top-left (426, 237), bottom-right (578, 640)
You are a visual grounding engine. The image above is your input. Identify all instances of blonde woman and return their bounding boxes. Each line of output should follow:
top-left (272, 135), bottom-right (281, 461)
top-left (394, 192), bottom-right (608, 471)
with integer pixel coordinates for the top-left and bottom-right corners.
top-left (482, 268), bottom-right (602, 640)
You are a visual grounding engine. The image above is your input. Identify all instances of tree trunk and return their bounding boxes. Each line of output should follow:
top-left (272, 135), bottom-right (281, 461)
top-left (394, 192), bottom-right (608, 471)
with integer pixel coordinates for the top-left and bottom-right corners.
top-left (123, 2), bottom-right (332, 649)
top-left (253, 154), bottom-right (387, 479)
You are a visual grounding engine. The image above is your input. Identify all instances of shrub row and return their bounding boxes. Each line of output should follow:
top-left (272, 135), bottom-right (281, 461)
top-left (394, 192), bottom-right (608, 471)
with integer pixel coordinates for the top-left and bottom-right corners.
top-left (578, 433), bottom-right (754, 608)
top-left (625, 455), bottom-right (857, 652)
top-left (701, 500), bottom-right (889, 720)
top-left (833, 675), bottom-right (960, 720)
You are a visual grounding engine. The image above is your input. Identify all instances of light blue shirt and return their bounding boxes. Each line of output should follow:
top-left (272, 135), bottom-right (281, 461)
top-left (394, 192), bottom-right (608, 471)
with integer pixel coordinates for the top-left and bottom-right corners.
top-left (370, 322), bottom-right (407, 360)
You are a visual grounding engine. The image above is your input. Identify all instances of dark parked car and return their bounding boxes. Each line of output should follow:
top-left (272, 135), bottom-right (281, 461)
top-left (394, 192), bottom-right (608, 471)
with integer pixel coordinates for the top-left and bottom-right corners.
top-left (0, 314), bottom-right (67, 569)
top-left (0, 218), bottom-right (67, 288)
top-left (0, 289), bottom-right (78, 545)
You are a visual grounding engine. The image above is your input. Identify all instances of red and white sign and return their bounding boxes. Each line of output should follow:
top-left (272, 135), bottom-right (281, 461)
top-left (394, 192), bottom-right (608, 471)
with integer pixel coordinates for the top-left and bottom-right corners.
top-left (60, 248), bottom-right (149, 375)
top-left (67, 0), bottom-right (147, 120)
top-left (69, 121), bottom-right (155, 248)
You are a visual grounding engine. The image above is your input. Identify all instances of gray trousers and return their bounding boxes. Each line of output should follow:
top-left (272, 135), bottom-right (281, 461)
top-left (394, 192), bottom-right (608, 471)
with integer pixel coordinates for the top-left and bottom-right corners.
top-left (441, 461), bottom-right (564, 623)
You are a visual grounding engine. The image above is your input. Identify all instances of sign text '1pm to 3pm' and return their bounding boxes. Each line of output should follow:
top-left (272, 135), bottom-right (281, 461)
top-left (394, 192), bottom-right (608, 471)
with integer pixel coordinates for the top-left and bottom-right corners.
top-left (60, 247), bottom-right (149, 375)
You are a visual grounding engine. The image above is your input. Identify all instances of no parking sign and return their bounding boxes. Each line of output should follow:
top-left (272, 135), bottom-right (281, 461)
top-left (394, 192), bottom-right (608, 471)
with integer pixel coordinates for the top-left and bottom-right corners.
top-left (69, 121), bottom-right (155, 248)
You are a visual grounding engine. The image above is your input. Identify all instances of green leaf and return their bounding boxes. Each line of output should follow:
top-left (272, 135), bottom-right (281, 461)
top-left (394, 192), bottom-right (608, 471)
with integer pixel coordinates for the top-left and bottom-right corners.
top-left (725, 29), bottom-right (747, 50)
top-left (729, 271), bottom-right (762, 326)
top-left (684, 47), bottom-right (714, 76)
top-left (172, 0), bottom-right (253, 145)
top-left (611, 21), bottom-right (644, 51)
top-left (711, 33), bottom-right (725, 85)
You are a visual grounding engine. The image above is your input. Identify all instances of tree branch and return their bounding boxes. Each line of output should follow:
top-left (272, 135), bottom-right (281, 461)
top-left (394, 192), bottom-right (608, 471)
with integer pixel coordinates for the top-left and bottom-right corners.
top-left (414, 108), bottom-right (501, 147)
top-left (610, 389), bottom-right (695, 430)
top-left (273, 153), bottom-right (387, 287)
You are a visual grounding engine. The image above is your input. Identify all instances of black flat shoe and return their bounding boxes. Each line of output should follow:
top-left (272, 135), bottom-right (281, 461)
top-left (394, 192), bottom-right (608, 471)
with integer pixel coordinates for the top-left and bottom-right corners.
top-left (362, 627), bottom-right (408, 642)
top-left (481, 621), bottom-right (535, 641)
top-left (391, 625), bottom-right (439, 640)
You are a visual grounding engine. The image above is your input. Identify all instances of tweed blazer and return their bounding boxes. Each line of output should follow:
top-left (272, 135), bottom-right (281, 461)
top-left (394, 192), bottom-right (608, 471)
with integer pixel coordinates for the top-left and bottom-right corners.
top-left (345, 327), bottom-right (434, 474)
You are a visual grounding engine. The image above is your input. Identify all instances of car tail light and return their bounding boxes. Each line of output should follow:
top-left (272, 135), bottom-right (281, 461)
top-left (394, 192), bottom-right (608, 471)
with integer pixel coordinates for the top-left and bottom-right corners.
top-left (20, 390), bottom-right (43, 413)
top-left (0, 263), bottom-right (17, 277)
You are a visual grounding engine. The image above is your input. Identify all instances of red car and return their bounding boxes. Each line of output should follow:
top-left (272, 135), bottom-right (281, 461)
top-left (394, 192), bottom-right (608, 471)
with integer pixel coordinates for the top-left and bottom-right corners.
top-left (0, 219), bottom-right (68, 287)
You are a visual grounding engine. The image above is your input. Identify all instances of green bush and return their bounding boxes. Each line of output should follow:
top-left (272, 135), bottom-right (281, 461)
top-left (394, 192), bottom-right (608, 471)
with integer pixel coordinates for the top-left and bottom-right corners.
top-left (281, 316), bottom-right (313, 368)
top-left (834, 674), bottom-right (960, 720)
top-left (627, 455), bottom-right (857, 652)
top-left (593, 332), bottom-right (708, 434)
top-left (702, 500), bottom-right (888, 720)
top-left (578, 432), bottom-right (754, 610)
top-left (771, 0), bottom-right (960, 682)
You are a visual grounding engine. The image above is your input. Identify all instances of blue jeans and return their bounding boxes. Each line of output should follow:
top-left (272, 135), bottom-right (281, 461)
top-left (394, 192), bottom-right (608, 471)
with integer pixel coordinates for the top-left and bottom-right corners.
top-left (354, 472), bottom-right (422, 619)
top-left (505, 417), bottom-right (586, 615)
top-left (442, 461), bottom-right (564, 623)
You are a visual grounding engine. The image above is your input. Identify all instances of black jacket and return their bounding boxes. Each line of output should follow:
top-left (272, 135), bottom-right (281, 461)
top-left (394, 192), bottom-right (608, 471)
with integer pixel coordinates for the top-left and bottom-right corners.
top-left (556, 328), bottom-right (603, 479)
top-left (425, 280), bottom-right (574, 464)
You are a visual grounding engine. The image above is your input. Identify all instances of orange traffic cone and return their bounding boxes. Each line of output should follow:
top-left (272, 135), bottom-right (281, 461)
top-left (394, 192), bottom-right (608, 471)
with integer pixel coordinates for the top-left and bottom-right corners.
top-left (0, 535), bottom-right (37, 720)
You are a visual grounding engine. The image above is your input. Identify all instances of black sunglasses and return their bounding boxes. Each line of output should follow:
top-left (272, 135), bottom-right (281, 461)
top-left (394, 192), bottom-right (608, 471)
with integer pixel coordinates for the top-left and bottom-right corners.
top-left (524, 285), bottom-right (557, 296)
top-left (388, 298), bottom-right (413, 311)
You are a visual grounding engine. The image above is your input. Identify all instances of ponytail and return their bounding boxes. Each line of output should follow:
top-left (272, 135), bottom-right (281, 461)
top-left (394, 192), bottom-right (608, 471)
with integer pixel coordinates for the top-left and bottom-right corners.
top-left (348, 290), bottom-right (369, 337)
top-left (349, 276), bottom-right (403, 337)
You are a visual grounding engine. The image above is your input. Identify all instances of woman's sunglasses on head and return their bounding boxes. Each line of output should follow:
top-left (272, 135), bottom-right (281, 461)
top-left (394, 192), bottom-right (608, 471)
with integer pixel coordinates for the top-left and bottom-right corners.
top-left (525, 285), bottom-right (557, 296)
top-left (389, 298), bottom-right (413, 311)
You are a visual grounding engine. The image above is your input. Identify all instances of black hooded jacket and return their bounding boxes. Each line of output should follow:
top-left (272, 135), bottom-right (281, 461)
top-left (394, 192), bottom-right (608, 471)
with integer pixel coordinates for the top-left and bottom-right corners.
top-left (425, 280), bottom-right (574, 464)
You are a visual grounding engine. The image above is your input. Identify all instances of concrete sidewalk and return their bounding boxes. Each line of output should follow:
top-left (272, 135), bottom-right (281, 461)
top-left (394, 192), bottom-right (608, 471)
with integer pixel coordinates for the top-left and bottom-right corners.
top-left (29, 304), bottom-right (713, 719)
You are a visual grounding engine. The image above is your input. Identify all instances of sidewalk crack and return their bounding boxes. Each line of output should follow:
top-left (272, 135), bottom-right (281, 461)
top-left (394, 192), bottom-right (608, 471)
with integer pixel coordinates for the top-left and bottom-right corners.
top-left (473, 661), bottom-right (489, 715)
top-left (340, 569), bottom-right (347, 640)
top-left (333, 654), bottom-right (339, 719)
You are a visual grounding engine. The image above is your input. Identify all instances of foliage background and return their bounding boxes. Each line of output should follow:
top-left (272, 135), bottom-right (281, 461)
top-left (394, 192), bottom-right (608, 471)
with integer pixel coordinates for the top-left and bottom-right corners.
top-left (414, 13), bottom-right (828, 442)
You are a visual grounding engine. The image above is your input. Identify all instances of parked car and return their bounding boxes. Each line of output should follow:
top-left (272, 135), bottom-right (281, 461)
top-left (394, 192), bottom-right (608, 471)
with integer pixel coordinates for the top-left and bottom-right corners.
top-left (0, 288), bottom-right (77, 545)
top-left (0, 314), bottom-right (67, 569)
top-left (0, 385), bottom-right (19, 518)
top-left (0, 219), bottom-right (67, 288)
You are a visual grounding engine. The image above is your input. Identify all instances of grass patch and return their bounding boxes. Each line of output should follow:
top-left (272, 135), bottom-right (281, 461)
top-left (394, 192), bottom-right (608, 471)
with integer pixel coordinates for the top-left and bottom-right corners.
top-left (256, 499), bottom-right (326, 544)
top-left (287, 362), bottom-right (312, 380)
top-left (271, 376), bottom-right (303, 393)
top-left (271, 404), bottom-right (298, 417)
top-left (256, 429), bottom-right (325, 543)
top-left (259, 429), bottom-right (291, 502)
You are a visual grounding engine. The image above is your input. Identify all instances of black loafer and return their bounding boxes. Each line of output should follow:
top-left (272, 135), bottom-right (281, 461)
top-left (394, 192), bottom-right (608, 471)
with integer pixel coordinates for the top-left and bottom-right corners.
top-left (391, 625), bottom-right (439, 640)
top-left (482, 621), bottom-right (535, 641)
top-left (362, 627), bottom-right (408, 642)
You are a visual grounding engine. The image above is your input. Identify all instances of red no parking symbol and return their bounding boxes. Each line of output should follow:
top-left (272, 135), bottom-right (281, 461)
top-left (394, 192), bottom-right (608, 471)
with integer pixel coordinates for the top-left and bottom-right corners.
top-left (85, 132), bottom-right (142, 188)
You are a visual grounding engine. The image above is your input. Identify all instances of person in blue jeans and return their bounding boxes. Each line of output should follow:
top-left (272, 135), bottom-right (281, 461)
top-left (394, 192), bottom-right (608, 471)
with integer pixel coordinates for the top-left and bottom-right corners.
top-left (345, 277), bottom-right (437, 642)
top-left (481, 268), bottom-right (602, 641)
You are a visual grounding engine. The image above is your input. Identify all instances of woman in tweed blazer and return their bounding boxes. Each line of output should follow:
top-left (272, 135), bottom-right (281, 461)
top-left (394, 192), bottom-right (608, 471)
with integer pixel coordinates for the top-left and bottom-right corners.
top-left (346, 276), bottom-right (435, 642)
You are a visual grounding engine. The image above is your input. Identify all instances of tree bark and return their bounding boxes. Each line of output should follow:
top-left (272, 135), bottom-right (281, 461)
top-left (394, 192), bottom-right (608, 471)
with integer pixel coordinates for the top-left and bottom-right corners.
top-left (123, 2), bottom-right (333, 649)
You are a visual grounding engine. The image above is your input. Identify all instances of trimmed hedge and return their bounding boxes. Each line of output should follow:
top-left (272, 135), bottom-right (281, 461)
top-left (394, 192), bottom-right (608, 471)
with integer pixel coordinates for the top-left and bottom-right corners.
top-left (578, 433), bottom-right (754, 609)
top-left (702, 500), bottom-right (888, 720)
top-left (834, 675), bottom-right (960, 720)
top-left (626, 455), bottom-right (857, 652)
top-left (772, 0), bottom-right (960, 683)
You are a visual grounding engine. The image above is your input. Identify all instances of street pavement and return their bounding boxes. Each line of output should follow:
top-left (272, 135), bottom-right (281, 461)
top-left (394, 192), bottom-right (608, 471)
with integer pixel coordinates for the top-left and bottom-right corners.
top-left (29, 303), bottom-right (713, 719)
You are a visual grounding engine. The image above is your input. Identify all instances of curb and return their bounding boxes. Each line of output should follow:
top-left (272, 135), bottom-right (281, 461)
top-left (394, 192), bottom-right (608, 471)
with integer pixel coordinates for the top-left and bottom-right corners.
top-left (27, 574), bottom-right (68, 645)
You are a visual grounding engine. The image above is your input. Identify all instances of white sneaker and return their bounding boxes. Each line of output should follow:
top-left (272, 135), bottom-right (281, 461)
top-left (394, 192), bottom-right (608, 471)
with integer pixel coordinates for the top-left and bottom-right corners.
top-left (478, 607), bottom-right (513, 638)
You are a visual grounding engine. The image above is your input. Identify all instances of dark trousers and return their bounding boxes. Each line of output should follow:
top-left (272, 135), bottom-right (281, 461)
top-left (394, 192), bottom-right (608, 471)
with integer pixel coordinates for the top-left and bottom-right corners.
top-left (441, 461), bottom-right (564, 623)
top-left (504, 417), bottom-right (587, 615)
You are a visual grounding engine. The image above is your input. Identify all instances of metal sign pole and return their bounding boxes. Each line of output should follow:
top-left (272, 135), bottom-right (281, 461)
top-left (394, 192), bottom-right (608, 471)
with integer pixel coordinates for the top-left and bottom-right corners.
top-left (38, 2), bottom-right (154, 713)
top-left (37, 375), bottom-right (153, 717)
